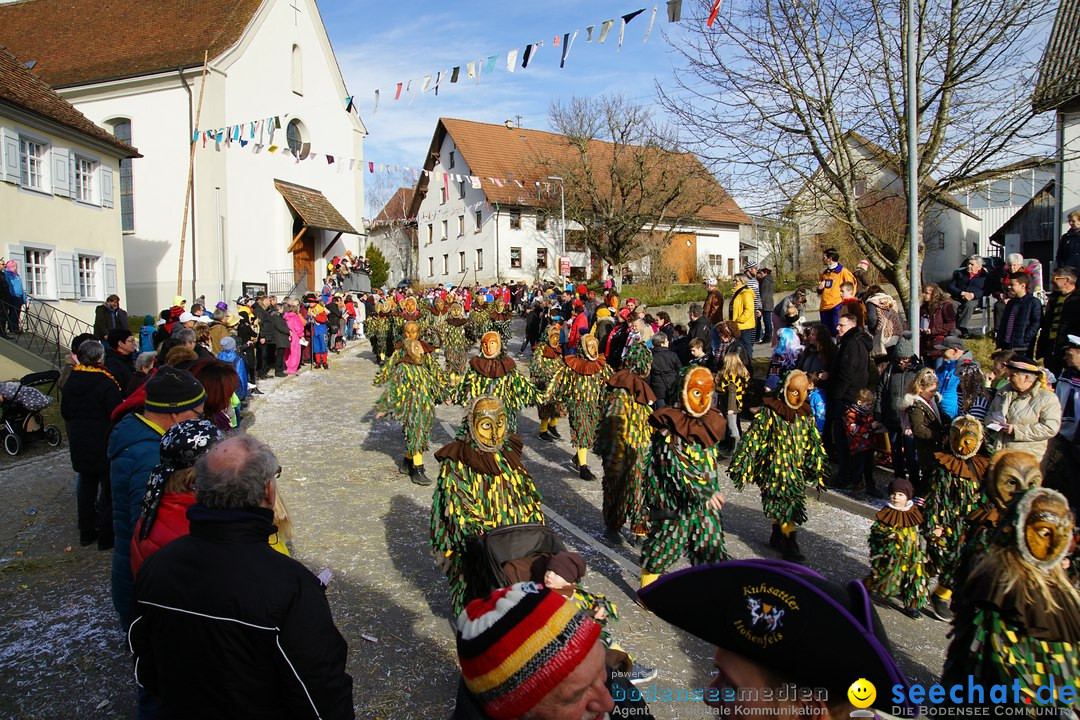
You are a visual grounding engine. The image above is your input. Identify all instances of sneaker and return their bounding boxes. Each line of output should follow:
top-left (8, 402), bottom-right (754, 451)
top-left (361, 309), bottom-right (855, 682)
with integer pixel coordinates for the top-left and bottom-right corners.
top-left (927, 595), bottom-right (952, 622)
top-left (902, 606), bottom-right (923, 620)
top-left (547, 426), bottom-right (562, 439)
top-left (538, 431), bottom-right (554, 443)
top-left (249, 386), bottom-right (264, 395)
top-left (628, 662), bottom-right (658, 686)
top-left (578, 464), bottom-right (596, 481)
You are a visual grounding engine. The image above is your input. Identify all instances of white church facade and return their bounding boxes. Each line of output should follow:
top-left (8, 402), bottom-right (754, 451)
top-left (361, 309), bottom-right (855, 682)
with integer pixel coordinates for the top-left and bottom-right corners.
top-left (0, 0), bottom-right (366, 315)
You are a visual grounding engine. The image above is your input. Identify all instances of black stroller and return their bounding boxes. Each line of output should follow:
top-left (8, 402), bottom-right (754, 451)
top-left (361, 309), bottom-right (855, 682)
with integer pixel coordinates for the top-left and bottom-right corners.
top-left (0, 370), bottom-right (62, 456)
top-left (461, 522), bottom-right (568, 605)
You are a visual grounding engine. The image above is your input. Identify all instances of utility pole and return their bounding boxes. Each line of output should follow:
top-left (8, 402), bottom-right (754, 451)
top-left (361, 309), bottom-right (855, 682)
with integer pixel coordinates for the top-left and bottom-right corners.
top-left (548, 175), bottom-right (566, 262)
top-left (905, 0), bottom-right (920, 354)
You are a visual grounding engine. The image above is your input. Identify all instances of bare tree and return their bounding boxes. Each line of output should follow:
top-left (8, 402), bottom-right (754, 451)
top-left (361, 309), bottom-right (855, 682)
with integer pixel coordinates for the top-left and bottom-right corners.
top-left (661, 0), bottom-right (1055, 312)
top-left (539, 94), bottom-right (730, 288)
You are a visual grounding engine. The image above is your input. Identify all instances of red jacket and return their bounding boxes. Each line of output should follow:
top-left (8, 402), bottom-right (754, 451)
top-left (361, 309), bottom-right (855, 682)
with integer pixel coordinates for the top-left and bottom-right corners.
top-left (130, 492), bottom-right (195, 576)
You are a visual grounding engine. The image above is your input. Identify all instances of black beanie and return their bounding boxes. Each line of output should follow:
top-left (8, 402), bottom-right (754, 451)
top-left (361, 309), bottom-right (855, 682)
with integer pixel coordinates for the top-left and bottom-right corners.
top-left (144, 366), bottom-right (206, 414)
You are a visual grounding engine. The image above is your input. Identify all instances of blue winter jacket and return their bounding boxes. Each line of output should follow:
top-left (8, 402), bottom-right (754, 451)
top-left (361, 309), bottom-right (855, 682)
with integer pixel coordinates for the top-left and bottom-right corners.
top-left (108, 413), bottom-right (164, 628)
top-left (217, 349), bottom-right (248, 400)
top-left (809, 388), bottom-right (827, 434)
top-left (936, 353), bottom-right (976, 420)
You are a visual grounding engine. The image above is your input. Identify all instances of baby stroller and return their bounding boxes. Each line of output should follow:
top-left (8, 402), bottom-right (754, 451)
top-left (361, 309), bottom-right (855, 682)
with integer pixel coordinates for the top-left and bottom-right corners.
top-left (0, 370), bottom-right (62, 456)
top-left (461, 522), bottom-right (568, 606)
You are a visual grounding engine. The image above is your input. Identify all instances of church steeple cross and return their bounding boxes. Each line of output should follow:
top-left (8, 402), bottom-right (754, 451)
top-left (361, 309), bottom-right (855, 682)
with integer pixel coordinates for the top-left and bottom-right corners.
top-left (290, 0), bottom-right (301, 26)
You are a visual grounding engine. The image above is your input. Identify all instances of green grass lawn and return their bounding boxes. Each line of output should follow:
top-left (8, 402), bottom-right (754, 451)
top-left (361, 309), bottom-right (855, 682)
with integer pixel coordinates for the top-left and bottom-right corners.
top-left (620, 283), bottom-right (713, 307)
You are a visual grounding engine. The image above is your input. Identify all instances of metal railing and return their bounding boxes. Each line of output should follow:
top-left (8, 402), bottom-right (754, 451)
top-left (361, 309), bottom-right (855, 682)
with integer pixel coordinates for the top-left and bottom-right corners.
top-left (267, 268), bottom-right (312, 298)
top-left (0, 296), bottom-right (94, 369)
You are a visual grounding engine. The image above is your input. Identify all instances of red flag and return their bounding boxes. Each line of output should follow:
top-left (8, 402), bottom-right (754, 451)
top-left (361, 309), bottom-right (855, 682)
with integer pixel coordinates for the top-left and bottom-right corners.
top-left (707, 0), bottom-right (722, 26)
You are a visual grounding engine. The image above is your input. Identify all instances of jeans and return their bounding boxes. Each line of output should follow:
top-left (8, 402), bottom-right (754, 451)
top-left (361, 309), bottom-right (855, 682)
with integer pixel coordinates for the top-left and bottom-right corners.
top-left (738, 330), bottom-right (754, 363)
top-left (761, 311), bottom-right (773, 343)
top-left (6, 303), bottom-right (21, 334)
top-left (820, 305), bottom-right (841, 335)
top-left (887, 427), bottom-right (919, 483)
top-left (76, 471), bottom-right (113, 546)
top-left (846, 450), bottom-right (875, 488)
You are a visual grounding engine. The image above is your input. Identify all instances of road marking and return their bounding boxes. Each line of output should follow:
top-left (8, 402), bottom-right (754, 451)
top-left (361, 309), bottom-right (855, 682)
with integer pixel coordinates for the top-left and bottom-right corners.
top-left (434, 418), bottom-right (640, 578)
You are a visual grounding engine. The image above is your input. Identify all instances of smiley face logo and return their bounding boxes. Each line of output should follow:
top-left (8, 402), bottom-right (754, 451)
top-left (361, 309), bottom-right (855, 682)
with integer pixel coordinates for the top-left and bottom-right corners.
top-left (847, 678), bottom-right (876, 709)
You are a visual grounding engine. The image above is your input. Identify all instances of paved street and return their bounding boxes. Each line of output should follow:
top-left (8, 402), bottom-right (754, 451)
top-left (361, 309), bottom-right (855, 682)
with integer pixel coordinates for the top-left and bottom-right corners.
top-left (0, 327), bottom-right (951, 719)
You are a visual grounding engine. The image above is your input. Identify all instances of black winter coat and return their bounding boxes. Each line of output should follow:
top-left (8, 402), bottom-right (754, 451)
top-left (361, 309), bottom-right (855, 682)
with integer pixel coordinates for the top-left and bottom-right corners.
top-left (830, 329), bottom-right (873, 406)
top-left (1056, 228), bottom-right (1080, 270)
top-left (131, 505), bottom-right (354, 720)
top-left (996, 293), bottom-right (1042, 350)
top-left (60, 368), bottom-right (122, 473)
top-left (875, 360), bottom-right (922, 429)
top-left (326, 301), bottom-right (343, 331)
top-left (266, 311), bottom-right (291, 347)
top-left (649, 346), bottom-right (682, 405)
top-left (103, 348), bottom-right (135, 395)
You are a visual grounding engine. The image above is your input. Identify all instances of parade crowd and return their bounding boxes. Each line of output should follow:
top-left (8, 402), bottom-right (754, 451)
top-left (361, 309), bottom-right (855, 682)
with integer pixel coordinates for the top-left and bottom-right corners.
top-left (41, 224), bottom-right (1080, 719)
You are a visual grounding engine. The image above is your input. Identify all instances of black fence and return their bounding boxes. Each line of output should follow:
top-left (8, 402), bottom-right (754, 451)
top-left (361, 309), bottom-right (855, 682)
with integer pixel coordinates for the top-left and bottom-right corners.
top-left (0, 296), bottom-right (94, 370)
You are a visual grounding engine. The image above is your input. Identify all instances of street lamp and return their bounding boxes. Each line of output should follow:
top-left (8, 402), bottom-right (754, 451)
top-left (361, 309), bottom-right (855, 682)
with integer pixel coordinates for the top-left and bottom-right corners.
top-left (547, 176), bottom-right (566, 258)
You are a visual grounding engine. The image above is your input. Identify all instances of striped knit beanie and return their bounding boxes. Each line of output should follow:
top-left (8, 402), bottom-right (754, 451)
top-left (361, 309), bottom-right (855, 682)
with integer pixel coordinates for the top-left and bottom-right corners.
top-left (456, 582), bottom-right (602, 719)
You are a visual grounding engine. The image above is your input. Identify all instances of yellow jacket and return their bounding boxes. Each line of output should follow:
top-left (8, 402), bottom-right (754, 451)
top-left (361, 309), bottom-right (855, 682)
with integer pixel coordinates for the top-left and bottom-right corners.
top-left (730, 284), bottom-right (756, 331)
top-left (819, 265), bottom-right (856, 311)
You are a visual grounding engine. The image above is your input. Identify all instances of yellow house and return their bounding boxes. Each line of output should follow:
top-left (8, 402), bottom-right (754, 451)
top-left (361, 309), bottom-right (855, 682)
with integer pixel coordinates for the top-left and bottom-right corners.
top-left (0, 47), bottom-right (139, 375)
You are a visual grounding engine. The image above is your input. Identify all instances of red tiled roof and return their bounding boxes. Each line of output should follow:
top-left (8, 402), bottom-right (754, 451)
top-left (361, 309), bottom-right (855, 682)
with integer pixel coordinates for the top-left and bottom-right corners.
top-left (1033, 0), bottom-right (1080, 112)
top-left (0, 0), bottom-right (264, 88)
top-left (409, 118), bottom-right (750, 225)
top-left (274, 180), bottom-right (358, 234)
top-left (372, 187), bottom-right (414, 225)
top-left (0, 47), bottom-right (139, 157)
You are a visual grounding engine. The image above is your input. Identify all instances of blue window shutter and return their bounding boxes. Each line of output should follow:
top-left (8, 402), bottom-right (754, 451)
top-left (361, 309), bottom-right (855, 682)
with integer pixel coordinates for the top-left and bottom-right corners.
top-left (0, 128), bottom-right (19, 184)
top-left (103, 257), bottom-right (118, 296)
top-left (100, 165), bottom-right (114, 208)
top-left (51, 148), bottom-right (71, 197)
top-left (55, 251), bottom-right (77, 299)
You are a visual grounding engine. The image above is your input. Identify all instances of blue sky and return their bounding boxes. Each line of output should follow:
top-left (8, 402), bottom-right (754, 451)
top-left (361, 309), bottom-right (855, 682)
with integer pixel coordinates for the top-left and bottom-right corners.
top-left (322, 1), bottom-right (694, 176)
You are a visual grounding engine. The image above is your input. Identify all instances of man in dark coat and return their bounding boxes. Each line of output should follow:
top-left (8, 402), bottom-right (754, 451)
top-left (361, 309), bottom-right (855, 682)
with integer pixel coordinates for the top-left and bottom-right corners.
top-left (649, 333), bottom-right (681, 407)
top-left (686, 303), bottom-right (712, 352)
top-left (94, 294), bottom-right (129, 340)
top-left (1055, 211), bottom-right (1080, 271)
top-left (130, 434), bottom-right (354, 719)
top-left (830, 313), bottom-right (873, 484)
top-left (61, 339), bottom-right (122, 548)
top-left (266, 304), bottom-right (291, 377)
top-left (1036, 266), bottom-right (1080, 376)
top-left (104, 328), bottom-right (136, 394)
top-left (948, 255), bottom-right (989, 336)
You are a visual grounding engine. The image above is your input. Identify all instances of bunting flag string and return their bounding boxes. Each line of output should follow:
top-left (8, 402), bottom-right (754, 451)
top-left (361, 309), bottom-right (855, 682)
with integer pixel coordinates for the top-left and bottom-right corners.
top-left (192, 130), bottom-right (568, 212)
top-left (356, 4), bottom-right (684, 113)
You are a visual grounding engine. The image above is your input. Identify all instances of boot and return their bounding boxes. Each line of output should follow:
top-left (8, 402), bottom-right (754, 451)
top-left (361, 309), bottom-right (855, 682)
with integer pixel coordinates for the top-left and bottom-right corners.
top-left (768, 524), bottom-right (782, 549)
top-left (538, 430), bottom-right (554, 443)
top-left (781, 531), bottom-right (806, 562)
top-left (578, 462), bottom-right (596, 481)
top-left (547, 424), bottom-right (562, 439)
top-left (411, 465), bottom-right (432, 486)
top-left (398, 456), bottom-right (411, 475)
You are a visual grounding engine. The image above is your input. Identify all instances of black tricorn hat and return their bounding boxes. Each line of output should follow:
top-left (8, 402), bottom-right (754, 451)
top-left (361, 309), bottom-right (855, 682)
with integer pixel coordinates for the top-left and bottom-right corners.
top-left (638, 559), bottom-right (914, 713)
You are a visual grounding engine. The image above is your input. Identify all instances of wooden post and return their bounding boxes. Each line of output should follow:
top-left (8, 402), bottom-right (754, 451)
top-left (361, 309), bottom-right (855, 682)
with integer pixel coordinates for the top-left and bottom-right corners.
top-left (177, 51), bottom-right (210, 295)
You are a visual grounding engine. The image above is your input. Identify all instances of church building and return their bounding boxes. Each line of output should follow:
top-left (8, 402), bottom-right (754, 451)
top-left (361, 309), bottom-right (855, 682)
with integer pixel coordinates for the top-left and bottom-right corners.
top-left (0, 0), bottom-right (366, 314)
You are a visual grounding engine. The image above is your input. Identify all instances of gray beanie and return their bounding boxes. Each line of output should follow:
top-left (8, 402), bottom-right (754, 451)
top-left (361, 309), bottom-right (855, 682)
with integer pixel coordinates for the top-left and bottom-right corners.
top-left (893, 331), bottom-right (914, 359)
top-left (219, 336), bottom-right (237, 352)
